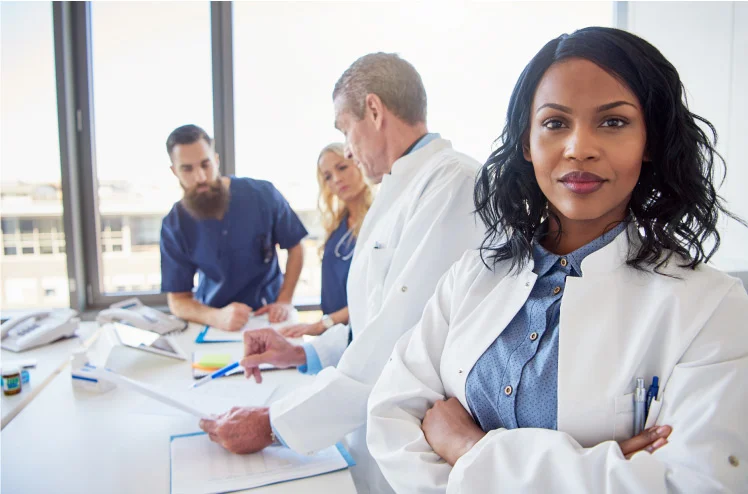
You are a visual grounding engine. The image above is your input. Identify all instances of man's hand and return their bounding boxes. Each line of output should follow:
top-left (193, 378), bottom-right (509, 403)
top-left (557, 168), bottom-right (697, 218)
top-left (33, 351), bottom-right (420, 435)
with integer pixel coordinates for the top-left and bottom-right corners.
top-left (278, 321), bottom-right (326, 338)
top-left (255, 302), bottom-right (293, 323)
top-left (214, 302), bottom-right (252, 331)
top-left (422, 397), bottom-right (486, 466)
top-left (618, 425), bottom-right (672, 458)
top-left (199, 407), bottom-right (273, 454)
top-left (241, 328), bottom-right (307, 383)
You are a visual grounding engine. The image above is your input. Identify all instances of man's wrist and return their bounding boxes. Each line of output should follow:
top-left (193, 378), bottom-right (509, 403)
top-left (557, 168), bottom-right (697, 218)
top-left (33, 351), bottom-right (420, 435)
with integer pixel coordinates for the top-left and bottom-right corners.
top-left (292, 345), bottom-right (307, 366)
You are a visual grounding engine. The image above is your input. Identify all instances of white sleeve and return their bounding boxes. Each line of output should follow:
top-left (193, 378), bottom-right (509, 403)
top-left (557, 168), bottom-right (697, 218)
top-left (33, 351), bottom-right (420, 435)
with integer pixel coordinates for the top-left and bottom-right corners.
top-left (308, 322), bottom-right (349, 369)
top-left (370, 281), bottom-right (748, 493)
top-left (367, 263), bottom-right (458, 493)
top-left (270, 165), bottom-right (484, 454)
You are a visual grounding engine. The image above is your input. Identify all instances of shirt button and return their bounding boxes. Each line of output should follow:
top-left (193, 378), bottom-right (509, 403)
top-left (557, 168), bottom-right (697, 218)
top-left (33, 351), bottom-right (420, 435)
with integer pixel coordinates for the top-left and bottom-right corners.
top-left (222, 230), bottom-right (227, 235)
top-left (560, 258), bottom-right (568, 267)
top-left (458, 368), bottom-right (463, 374)
top-left (728, 455), bottom-right (739, 467)
top-left (553, 286), bottom-right (562, 295)
top-left (529, 332), bottom-right (538, 341)
top-left (504, 385), bottom-right (513, 396)
top-left (401, 286), bottom-right (408, 292)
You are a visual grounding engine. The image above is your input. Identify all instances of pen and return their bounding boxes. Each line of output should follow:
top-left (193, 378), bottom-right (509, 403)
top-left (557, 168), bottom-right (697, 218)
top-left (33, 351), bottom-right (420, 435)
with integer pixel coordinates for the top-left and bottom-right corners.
top-left (645, 376), bottom-right (659, 418)
top-left (261, 297), bottom-right (268, 307)
top-left (633, 377), bottom-right (646, 435)
top-left (190, 361), bottom-right (241, 388)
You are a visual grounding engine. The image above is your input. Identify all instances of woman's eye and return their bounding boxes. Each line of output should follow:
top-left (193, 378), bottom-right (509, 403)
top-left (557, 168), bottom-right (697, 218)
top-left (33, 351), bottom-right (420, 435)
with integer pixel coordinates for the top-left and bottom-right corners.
top-left (601, 118), bottom-right (627, 128)
top-left (339, 165), bottom-right (348, 171)
top-left (324, 175), bottom-right (331, 181)
top-left (542, 119), bottom-right (565, 130)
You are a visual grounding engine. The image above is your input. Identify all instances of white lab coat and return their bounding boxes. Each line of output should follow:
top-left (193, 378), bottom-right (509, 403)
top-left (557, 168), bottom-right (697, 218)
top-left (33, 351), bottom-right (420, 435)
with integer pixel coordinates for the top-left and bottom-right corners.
top-left (368, 228), bottom-right (748, 493)
top-left (269, 138), bottom-right (485, 493)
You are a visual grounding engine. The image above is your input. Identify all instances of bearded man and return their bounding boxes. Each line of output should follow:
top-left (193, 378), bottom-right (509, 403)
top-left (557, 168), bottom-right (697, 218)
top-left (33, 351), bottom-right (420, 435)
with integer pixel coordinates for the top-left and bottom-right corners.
top-left (159, 124), bottom-right (307, 330)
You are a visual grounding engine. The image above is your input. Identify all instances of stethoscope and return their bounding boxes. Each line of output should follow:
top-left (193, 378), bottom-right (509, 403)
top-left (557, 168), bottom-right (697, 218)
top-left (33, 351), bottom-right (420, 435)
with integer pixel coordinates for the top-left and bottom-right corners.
top-left (334, 228), bottom-right (355, 261)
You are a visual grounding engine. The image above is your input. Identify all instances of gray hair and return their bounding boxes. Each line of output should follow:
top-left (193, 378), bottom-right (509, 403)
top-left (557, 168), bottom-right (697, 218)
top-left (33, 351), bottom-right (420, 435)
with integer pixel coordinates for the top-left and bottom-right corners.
top-left (317, 142), bottom-right (345, 165)
top-left (333, 52), bottom-right (427, 125)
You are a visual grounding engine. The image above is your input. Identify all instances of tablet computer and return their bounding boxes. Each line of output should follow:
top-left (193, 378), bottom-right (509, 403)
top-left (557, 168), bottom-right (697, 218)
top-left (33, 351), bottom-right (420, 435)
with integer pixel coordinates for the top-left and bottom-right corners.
top-left (111, 322), bottom-right (187, 360)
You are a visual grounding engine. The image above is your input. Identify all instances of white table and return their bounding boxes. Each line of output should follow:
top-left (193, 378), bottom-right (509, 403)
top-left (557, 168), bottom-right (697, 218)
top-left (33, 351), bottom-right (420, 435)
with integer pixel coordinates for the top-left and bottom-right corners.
top-left (1, 322), bottom-right (357, 494)
top-left (1, 321), bottom-right (99, 429)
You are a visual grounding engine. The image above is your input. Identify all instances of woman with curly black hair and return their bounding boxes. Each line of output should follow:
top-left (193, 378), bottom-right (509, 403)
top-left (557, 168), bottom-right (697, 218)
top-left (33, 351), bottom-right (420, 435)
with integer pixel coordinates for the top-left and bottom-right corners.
top-left (367, 26), bottom-right (748, 493)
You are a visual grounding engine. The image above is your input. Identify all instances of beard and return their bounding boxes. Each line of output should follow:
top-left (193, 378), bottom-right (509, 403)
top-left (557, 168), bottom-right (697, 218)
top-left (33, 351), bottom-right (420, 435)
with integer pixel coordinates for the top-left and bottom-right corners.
top-left (180, 178), bottom-right (230, 220)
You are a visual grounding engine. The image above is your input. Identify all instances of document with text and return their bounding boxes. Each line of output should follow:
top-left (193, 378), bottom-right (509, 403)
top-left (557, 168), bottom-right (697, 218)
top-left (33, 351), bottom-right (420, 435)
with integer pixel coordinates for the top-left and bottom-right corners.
top-left (170, 432), bottom-right (355, 494)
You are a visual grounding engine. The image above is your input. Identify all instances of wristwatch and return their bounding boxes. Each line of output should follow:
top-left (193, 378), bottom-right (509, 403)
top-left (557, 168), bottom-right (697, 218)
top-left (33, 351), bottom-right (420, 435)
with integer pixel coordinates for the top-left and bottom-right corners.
top-left (321, 314), bottom-right (335, 330)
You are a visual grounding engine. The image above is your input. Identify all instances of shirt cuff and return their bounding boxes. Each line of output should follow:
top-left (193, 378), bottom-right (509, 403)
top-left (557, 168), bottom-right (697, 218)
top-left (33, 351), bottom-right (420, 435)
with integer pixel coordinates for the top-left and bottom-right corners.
top-left (297, 343), bottom-right (323, 375)
top-left (270, 422), bottom-right (289, 448)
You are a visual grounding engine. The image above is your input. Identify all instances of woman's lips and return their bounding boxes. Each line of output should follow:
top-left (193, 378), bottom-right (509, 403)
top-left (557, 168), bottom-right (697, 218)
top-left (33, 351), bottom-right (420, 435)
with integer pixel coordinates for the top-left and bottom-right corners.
top-left (559, 171), bottom-right (606, 194)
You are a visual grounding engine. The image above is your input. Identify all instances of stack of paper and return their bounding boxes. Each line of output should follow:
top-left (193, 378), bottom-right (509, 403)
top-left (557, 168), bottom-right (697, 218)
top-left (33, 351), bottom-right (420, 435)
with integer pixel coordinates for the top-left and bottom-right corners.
top-left (170, 432), bottom-right (355, 494)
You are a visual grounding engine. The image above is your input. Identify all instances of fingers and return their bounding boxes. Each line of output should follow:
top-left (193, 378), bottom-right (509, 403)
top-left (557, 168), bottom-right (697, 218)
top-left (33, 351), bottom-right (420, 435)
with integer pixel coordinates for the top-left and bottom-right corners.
top-left (241, 352), bottom-right (274, 369)
top-left (619, 425), bottom-right (672, 457)
top-left (252, 366), bottom-right (263, 383)
top-left (254, 305), bottom-right (269, 316)
top-left (200, 418), bottom-right (217, 434)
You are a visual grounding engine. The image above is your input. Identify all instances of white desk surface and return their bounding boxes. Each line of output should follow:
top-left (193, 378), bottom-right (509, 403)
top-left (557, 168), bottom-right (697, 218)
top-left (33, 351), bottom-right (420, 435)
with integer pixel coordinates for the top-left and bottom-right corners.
top-left (1, 322), bottom-right (357, 494)
top-left (1, 321), bottom-right (100, 429)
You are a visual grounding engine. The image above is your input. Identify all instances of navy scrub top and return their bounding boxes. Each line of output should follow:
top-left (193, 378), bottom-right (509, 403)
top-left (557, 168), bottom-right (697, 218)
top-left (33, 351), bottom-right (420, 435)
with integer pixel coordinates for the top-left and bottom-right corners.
top-left (320, 215), bottom-right (355, 315)
top-left (160, 176), bottom-right (308, 310)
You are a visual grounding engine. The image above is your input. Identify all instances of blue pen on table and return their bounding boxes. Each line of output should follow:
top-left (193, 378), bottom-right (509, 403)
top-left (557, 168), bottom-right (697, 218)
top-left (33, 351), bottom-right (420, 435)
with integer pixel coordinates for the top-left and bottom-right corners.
top-left (190, 361), bottom-right (241, 389)
top-left (645, 376), bottom-right (659, 418)
top-left (633, 377), bottom-right (646, 436)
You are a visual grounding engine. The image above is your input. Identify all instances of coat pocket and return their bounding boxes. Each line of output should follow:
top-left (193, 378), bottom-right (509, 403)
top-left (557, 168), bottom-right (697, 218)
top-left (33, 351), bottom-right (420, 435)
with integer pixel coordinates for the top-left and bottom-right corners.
top-left (614, 393), bottom-right (634, 441)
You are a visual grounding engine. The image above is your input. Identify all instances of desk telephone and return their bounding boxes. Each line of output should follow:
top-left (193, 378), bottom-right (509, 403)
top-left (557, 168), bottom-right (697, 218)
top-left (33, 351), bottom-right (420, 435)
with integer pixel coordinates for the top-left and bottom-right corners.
top-left (96, 298), bottom-right (187, 335)
top-left (0, 309), bottom-right (80, 352)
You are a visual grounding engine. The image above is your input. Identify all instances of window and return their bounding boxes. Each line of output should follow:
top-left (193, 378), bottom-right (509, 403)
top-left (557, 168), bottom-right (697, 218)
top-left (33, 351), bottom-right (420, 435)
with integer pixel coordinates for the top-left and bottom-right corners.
top-left (89, 2), bottom-right (213, 296)
top-left (0, 2), bottom-right (69, 309)
top-left (233, 1), bottom-right (614, 303)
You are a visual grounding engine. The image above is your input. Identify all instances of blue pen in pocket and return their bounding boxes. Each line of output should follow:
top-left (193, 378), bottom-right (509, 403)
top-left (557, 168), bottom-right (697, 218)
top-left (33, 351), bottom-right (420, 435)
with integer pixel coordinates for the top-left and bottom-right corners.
top-left (645, 376), bottom-right (659, 418)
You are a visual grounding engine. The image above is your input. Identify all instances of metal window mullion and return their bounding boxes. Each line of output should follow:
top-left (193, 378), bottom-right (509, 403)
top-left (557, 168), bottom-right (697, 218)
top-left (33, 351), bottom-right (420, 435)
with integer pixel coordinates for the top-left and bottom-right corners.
top-left (53, 1), bottom-right (87, 312)
top-left (211, 2), bottom-right (235, 177)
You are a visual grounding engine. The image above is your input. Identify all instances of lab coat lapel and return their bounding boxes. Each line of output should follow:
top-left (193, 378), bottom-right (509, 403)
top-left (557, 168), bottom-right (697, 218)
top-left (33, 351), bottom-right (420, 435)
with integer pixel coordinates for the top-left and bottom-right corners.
top-left (556, 229), bottom-right (633, 446)
top-left (445, 263), bottom-right (538, 407)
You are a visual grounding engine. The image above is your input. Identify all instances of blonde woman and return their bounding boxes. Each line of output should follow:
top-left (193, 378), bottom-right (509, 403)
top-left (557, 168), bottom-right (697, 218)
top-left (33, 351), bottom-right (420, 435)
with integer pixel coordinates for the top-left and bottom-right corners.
top-left (280, 143), bottom-right (373, 337)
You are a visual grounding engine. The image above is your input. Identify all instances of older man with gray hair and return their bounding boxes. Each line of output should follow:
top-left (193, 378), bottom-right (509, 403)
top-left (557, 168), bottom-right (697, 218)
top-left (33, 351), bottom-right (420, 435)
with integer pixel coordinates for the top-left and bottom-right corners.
top-left (200, 52), bottom-right (485, 493)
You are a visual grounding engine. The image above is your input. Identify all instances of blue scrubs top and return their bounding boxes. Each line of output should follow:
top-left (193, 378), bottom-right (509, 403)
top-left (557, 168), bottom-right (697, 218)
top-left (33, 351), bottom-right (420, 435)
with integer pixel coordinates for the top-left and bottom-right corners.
top-left (159, 177), bottom-right (308, 310)
top-left (320, 215), bottom-right (355, 315)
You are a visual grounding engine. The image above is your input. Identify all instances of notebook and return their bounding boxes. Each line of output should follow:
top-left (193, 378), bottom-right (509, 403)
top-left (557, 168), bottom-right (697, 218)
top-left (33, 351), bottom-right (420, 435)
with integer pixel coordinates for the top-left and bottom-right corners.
top-left (170, 432), bottom-right (355, 494)
top-left (192, 350), bottom-right (277, 379)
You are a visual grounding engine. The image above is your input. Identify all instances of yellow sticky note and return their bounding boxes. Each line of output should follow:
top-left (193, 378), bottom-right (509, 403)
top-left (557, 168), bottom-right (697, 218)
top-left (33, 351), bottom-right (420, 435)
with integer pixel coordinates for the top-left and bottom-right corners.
top-left (196, 353), bottom-right (232, 369)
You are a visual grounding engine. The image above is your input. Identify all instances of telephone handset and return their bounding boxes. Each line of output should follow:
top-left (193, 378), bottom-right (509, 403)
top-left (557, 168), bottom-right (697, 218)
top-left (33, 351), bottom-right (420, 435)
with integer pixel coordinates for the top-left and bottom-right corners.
top-left (96, 298), bottom-right (187, 335)
top-left (0, 309), bottom-right (80, 352)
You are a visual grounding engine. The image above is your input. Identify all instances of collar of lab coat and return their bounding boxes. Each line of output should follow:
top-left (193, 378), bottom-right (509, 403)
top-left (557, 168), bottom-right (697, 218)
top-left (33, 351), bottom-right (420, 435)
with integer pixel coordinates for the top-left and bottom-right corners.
top-left (518, 222), bottom-right (635, 279)
top-left (387, 137), bottom-right (452, 180)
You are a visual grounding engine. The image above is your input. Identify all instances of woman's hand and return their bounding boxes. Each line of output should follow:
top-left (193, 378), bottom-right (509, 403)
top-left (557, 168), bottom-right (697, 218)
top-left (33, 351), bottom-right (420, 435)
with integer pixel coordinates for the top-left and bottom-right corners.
top-left (618, 425), bottom-right (672, 458)
top-left (278, 322), bottom-right (326, 338)
top-left (422, 397), bottom-right (486, 466)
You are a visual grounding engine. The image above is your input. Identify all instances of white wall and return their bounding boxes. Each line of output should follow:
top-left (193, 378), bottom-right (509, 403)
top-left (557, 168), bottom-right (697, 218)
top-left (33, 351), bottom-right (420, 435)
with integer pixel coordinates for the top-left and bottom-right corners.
top-left (626, 2), bottom-right (748, 273)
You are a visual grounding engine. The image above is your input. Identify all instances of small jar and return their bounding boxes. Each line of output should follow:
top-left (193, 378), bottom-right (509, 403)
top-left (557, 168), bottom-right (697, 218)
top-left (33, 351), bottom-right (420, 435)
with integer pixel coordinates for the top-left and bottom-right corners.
top-left (2, 365), bottom-right (22, 396)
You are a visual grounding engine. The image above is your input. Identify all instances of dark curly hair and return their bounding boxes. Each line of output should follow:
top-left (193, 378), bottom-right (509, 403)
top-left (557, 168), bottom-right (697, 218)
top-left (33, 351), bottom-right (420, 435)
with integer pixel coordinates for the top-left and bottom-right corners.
top-left (475, 26), bottom-right (744, 274)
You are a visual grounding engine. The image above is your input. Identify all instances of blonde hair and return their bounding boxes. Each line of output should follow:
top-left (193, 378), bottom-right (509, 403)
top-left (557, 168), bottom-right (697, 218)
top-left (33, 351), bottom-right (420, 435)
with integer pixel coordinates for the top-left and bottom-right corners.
top-left (317, 143), bottom-right (374, 256)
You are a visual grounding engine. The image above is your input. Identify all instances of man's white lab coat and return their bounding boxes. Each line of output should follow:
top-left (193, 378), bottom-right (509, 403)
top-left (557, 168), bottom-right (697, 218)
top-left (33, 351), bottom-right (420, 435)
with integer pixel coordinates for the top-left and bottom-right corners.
top-left (270, 138), bottom-right (485, 493)
top-left (367, 229), bottom-right (748, 493)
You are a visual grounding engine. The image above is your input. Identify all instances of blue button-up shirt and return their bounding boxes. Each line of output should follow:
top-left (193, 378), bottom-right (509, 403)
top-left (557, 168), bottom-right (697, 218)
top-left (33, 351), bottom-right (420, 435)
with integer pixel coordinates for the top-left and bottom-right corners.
top-left (160, 177), bottom-right (308, 309)
top-left (465, 221), bottom-right (627, 432)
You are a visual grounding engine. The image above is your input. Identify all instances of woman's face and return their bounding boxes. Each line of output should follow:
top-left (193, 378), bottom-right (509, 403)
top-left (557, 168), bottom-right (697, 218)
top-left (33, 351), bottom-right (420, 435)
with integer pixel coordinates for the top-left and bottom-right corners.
top-left (318, 151), bottom-right (367, 203)
top-left (524, 58), bottom-right (647, 229)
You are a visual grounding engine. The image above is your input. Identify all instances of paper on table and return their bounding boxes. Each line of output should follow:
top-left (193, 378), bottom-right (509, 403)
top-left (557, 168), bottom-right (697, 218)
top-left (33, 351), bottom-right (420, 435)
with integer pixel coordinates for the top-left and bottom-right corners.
top-left (131, 376), bottom-right (279, 418)
top-left (170, 433), bottom-right (354, 494)
top-left (94, 368), bottom-right (211, 419)
top-left (197, 312), bottom-right (302, 343)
